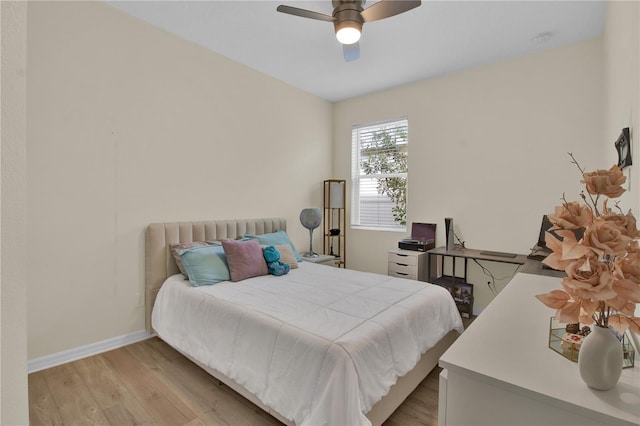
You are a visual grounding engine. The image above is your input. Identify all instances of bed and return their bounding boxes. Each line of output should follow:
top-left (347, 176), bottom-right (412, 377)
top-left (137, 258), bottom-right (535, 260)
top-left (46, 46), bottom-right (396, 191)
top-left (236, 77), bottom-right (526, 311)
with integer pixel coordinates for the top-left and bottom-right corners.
top-left (146, 218), bottom-right (463, 426)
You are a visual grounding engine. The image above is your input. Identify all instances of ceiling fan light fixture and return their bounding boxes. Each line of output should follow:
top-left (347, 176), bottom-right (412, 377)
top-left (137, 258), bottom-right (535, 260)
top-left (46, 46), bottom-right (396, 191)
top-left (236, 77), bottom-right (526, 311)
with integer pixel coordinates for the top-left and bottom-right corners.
top-left (277, 0), bottom-right (422, 59)
top-left (335, 20), bottom-right (362, 45)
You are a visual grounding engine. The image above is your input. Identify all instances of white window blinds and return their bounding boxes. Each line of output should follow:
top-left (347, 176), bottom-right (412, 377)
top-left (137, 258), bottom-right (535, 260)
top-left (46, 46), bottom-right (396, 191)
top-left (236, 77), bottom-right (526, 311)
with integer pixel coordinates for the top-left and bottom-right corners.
top-left (351, 118), bottom-right (408, 229)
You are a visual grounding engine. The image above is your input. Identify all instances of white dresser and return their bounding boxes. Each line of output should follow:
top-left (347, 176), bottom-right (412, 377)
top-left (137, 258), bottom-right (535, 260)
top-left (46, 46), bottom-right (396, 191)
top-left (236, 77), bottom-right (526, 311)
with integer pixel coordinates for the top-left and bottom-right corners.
top-left (438, 272), bottom-right (640, 426)
top-left (387, 249), bottom-right (428, 281)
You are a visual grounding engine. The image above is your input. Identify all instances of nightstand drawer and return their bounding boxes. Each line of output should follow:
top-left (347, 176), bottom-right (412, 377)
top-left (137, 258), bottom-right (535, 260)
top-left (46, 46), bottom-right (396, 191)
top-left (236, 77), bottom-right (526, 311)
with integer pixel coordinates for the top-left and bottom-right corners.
top-left (388, 251), bottom-right (418, 266)
top-left (388, 261), bottom-right (417, 279)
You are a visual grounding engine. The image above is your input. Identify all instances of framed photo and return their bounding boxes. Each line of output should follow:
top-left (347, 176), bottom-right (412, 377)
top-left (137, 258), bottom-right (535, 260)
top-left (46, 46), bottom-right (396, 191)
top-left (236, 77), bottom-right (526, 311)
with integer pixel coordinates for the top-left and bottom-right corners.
top-left (615, 127), bottom-right (632, 169)
top-left (452, 282), bottom-right (473, 305)
top-left (451, 282), bottom-right (474, 318)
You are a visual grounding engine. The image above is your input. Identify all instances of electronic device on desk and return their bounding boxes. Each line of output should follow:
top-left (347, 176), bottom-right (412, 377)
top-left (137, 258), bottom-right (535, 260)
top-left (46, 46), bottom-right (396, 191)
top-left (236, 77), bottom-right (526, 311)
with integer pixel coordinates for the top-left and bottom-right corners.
top-left (399, 239), bottom-right (435, 252)
top-left (527, 215), bottom-right (584, 261)
top-left (479, 250), bottom-right (517, 258)
top-left (528, 215), bottom-right (553, 261)
top-left (527, 215), bottom-right (584, 271)
top-left (398, 222), bottom-right (436, 252)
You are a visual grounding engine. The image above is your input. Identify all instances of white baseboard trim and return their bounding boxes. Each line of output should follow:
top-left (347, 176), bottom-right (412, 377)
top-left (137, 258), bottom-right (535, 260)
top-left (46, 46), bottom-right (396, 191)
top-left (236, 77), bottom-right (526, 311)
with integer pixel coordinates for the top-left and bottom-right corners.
top-left (28, 329), bottom-right (153, 374)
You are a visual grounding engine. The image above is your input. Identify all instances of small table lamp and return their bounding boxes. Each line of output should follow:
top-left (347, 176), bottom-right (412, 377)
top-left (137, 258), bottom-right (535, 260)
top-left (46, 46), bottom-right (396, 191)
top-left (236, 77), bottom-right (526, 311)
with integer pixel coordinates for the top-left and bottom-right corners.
top-left (299, 208), bottom-right (322, 258)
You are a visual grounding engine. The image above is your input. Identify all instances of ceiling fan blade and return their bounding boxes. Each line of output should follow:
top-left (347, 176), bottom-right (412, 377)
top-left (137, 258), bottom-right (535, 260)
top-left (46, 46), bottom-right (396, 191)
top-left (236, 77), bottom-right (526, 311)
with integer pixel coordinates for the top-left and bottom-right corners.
top-left (276, 5), bottom-right (335, 22)
top-left (360, 0), bottom-right (421, 23)
top-left (343, 42), bottom-right (360, 62)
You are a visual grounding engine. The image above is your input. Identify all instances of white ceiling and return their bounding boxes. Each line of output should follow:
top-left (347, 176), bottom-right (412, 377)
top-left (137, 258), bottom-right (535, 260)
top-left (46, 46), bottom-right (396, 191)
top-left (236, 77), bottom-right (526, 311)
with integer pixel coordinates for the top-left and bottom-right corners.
top-left (105, 1), bottom-right (606, 102)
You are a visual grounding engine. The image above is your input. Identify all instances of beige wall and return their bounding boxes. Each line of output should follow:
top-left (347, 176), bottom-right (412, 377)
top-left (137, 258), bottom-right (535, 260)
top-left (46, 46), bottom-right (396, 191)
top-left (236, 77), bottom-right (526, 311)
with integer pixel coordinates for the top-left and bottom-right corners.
top-left (603, 0), bottom-right (640, 326)
top-left (1, 1), bottom-right (29, 424)
top-left (603, 1), bottom-right (640, 217)
top-left (334, 39), bottom-right (604, 310)
top-left (26, 1), bottom-right (333, 359)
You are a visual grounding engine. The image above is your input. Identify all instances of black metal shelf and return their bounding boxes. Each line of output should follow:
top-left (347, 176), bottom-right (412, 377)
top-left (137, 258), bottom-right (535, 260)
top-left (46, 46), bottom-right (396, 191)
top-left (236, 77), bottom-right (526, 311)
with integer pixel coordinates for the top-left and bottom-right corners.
top-left (432, 275), bottom-right (466, 289)
top-left (323, 180), bottom-right (346, 268)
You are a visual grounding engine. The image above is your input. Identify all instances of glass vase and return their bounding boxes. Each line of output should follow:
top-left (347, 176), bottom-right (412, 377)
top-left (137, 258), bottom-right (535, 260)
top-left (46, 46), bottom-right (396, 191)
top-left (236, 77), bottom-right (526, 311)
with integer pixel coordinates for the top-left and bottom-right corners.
top-left (577, 325), bottom-right (623, 391)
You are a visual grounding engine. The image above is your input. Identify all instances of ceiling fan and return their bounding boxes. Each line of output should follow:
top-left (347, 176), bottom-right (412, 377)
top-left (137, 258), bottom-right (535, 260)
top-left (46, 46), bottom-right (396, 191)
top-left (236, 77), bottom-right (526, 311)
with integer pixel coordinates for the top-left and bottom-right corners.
top-left (276, 0), bottom-right (421, 62)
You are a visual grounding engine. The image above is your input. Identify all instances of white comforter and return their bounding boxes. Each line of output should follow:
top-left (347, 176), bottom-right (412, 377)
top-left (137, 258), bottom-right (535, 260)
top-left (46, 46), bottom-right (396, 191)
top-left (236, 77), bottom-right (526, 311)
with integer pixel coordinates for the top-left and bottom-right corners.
top-left (152, 262), bottom-right (463, 426)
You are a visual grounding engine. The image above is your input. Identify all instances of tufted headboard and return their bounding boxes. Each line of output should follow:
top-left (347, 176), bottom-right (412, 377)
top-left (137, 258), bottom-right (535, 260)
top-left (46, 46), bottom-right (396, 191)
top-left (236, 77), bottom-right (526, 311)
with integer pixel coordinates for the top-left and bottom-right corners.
top-left (145, 217), bottom-right (287, 333)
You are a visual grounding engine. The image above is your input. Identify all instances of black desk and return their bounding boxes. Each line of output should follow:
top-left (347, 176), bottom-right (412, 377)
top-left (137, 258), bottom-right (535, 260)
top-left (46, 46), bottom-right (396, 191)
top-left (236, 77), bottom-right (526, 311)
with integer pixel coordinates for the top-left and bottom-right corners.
top-left (427, 246), bottom-right (564, 287)
top-left (427, 246), bottom-right (564, 318)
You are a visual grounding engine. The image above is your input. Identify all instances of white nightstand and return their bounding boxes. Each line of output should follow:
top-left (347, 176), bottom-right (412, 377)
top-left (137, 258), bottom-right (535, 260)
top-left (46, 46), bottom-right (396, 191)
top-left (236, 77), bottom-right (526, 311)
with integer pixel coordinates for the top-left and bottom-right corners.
top-left (302, 254), bottom-right (337, 267)
top-left (388, 249), bottom-right (428, 281)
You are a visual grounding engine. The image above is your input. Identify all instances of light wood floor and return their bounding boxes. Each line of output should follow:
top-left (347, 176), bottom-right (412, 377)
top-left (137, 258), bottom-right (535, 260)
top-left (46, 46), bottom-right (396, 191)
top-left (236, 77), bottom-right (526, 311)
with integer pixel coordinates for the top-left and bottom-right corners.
top-left (29, 336), bottom-right (443, 426)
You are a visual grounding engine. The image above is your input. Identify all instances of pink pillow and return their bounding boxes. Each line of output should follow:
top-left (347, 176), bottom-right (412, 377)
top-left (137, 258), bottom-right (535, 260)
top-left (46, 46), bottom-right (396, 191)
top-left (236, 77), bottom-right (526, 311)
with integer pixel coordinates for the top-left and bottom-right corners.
top-left (222, 239), bottom-right (268, 282)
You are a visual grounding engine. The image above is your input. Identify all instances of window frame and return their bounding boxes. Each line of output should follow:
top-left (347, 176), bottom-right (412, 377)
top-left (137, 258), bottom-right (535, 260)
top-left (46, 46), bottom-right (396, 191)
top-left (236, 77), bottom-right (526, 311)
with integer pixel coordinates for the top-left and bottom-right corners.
top-left (351, 117), bottom-right (408, 232)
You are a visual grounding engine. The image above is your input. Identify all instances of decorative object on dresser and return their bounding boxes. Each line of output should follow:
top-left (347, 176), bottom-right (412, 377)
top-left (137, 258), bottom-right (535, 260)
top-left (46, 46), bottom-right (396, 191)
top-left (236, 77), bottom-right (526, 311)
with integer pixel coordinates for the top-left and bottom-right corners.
top-left (535, 153), bottom-right (640, 391)
top-left (323, 179), bottom-right (346, 267)
top-left (548, 317), bottom-right (635, 367)
top-left (579, 324), bottom-right (625, 390)
top-left (299, 208), bottom-right (323, 258)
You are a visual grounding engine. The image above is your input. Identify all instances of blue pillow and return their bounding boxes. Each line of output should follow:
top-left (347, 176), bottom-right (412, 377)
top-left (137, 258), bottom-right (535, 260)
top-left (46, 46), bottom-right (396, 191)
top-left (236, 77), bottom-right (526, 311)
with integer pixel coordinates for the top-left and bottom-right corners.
top-left (179, 245), bottom-right (230, 286)
top-left (244, 230), bottom-right (302, 262)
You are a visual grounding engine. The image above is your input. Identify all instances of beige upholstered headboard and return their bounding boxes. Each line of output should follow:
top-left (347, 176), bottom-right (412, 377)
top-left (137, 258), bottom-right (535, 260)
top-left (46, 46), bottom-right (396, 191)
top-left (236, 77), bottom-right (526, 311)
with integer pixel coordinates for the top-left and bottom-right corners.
top-left (145, 218), bottom-right (287, 333)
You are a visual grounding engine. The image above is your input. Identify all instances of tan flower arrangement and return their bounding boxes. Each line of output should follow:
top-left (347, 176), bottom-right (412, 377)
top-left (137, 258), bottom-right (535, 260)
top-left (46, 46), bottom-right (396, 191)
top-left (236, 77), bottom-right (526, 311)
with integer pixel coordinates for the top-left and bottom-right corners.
top-left (536, 154), bottom-right (640, 336)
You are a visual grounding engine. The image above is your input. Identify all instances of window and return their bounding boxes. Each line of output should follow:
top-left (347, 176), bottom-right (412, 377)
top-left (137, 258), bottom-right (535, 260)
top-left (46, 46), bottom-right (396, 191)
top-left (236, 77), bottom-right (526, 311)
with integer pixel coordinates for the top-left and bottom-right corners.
top-left (351, 118), bottom-right (408, 230)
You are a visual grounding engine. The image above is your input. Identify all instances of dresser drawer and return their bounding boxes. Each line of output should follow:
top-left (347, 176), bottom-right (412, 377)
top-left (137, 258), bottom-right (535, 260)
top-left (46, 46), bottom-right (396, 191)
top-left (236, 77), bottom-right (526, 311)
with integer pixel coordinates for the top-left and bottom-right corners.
top-left (387, 249), bottom-right (428, 282)
top-left (388, 251), bottom-right (418, 266)
top-left (388, 261), bottom-right (417, 280)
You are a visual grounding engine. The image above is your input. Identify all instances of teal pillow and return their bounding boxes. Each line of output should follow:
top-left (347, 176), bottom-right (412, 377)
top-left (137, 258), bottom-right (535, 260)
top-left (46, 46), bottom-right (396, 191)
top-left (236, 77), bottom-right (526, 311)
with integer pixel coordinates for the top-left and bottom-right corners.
top-left (179, 245), bottom-right (230, 286)
top-left (245, 230), bottom-right (302, 262)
